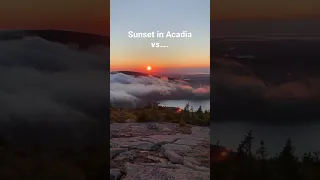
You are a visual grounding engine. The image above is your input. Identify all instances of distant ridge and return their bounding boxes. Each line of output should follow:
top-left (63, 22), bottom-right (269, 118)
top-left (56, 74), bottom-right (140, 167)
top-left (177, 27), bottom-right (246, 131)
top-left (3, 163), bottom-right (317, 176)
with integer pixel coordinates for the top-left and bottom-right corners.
top-left (111, 71), bottom-right (149, 77)
top-left (111, 71), bottom-right (176, 81)
top-left (0, 30), bottom-right (109, 49)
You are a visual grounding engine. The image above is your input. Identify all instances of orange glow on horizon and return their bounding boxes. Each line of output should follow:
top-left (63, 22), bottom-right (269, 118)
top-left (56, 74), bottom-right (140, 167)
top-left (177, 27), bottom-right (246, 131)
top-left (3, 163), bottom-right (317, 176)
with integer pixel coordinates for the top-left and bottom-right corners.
top-left (110, 56), bottom-right (209, 71)
top-left (110, 62), bottom-right (209, 71)
top-left (110, 65), bottom-right (210, 75)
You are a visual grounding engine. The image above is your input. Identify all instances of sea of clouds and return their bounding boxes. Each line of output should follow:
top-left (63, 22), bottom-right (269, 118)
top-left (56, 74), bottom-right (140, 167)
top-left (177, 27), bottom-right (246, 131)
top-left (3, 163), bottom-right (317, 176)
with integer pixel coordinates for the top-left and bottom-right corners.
top-left (211, 57), bottom-right (320, 122)
top-left (0, 36), bottom-right (110, 123)
top-left (0, 36), bottom-right (211, 123)
top-left (110, 72), bottom-right (210, 108)
top-left (1, 35), bottom-right (319, 123)
top-left (0, 36), bottom-right (112, 148)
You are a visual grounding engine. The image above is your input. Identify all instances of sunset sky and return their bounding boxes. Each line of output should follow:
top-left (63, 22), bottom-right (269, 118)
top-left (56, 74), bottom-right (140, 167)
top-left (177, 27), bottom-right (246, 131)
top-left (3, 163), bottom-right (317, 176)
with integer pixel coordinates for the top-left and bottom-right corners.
top-left (211, 0), bottom-right (320, 37)
top-left (0, 0), bottom-right (109, 36)
top-left (110, 0), bottom-right (210, 72)
top-left (0, 0), bottom-right (317, 42)
top-left (211, 0), bottom-right (320, 20)
top-left (0, 0), bottom-right (317, 36)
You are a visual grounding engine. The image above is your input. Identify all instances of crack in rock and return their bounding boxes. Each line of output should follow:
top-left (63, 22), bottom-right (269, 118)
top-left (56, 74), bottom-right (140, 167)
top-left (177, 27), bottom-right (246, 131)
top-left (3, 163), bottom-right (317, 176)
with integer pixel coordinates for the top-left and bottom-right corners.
top-left (110, 122), bottom-right (210, 180)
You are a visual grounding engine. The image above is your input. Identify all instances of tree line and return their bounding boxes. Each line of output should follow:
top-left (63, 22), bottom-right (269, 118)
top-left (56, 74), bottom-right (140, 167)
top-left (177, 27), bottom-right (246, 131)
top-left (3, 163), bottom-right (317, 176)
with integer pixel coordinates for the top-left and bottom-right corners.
top-left (212, 130), bottom-right (320, 180)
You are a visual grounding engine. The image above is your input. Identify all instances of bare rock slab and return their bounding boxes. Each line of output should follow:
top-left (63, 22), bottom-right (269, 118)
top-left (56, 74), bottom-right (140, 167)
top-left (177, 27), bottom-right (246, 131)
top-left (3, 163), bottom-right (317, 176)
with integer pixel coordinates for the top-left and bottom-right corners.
top-left (122, 162), bottom-right (210, 180)
top-left (161, 144), bottom-right (192, 156)
top-left (164, 150), bottom-right (183, 164)
top-left (174, 138), bottom-right (204, 146)
top-left (110, 148), bottom-right (128, 159)
top-left (110, 123), bottom-right (210, 179)
top-left (110, 137), bottom-right (155, 150)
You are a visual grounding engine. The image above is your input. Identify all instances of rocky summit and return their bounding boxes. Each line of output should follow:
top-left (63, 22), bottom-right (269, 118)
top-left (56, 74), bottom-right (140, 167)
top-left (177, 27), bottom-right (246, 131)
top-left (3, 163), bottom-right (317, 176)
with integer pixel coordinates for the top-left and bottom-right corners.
top-left (110, 122), bottom-right (210, 180)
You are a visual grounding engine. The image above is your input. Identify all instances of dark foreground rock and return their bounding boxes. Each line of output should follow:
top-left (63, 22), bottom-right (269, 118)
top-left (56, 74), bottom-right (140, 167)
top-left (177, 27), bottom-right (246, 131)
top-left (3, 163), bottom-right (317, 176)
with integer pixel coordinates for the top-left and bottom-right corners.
top-left (110, 122), bottom-right (210, 180)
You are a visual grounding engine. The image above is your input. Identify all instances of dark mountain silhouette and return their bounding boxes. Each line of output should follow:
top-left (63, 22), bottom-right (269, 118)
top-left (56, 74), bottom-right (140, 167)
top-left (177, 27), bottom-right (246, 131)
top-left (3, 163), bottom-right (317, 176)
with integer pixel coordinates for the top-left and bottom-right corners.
top-left (111, 71), bottom-right (149, 77)
top-left (111, 71), bottom-right (176, 81)
top-left (0, 30), bottom-right (109, 49)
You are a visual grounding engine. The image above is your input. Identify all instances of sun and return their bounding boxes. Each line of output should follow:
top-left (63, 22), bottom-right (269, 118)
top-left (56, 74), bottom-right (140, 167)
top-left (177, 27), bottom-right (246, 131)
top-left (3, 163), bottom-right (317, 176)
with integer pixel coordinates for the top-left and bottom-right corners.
top-left (147, 66), bottom-right (152, 71)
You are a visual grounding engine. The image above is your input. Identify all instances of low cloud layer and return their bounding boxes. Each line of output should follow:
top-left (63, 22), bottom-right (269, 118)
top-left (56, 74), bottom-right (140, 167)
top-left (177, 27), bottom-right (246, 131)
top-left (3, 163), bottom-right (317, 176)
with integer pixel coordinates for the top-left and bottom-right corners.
top-left (212, 58), bottom-right (320, 122)
top-left (0, 36), bottom-right (110, 149)
top-left (110, 73), bottom-right (210, 108)
top-left (213, 58), bottom-right (320, 101)
top-left (0, 36), bottom-right (109, 123)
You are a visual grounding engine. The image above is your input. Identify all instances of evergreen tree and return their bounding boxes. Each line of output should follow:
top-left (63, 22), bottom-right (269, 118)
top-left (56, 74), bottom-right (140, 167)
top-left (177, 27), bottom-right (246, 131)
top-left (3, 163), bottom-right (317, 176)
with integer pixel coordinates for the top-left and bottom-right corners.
top-left (196, 106), bottom-right (205, 120)
top-left (237, 130), bottom-right (254, 156)
top-left (279, 138), bottom-right (297, 163)
top-left (245, 130), bottom-right (254, 156)
top-left (183, 103), bottom-right (190, 122)
top-left (196, 106), bottom-right (203, 114)
top-left (184, 103), bottom-right (190, 112)
top-left (190, 106), bottom-right (194, 119)
top-left (256, 140), bottom-right (268, 160)
top-left (278, 138), bottom-right (300, 180)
